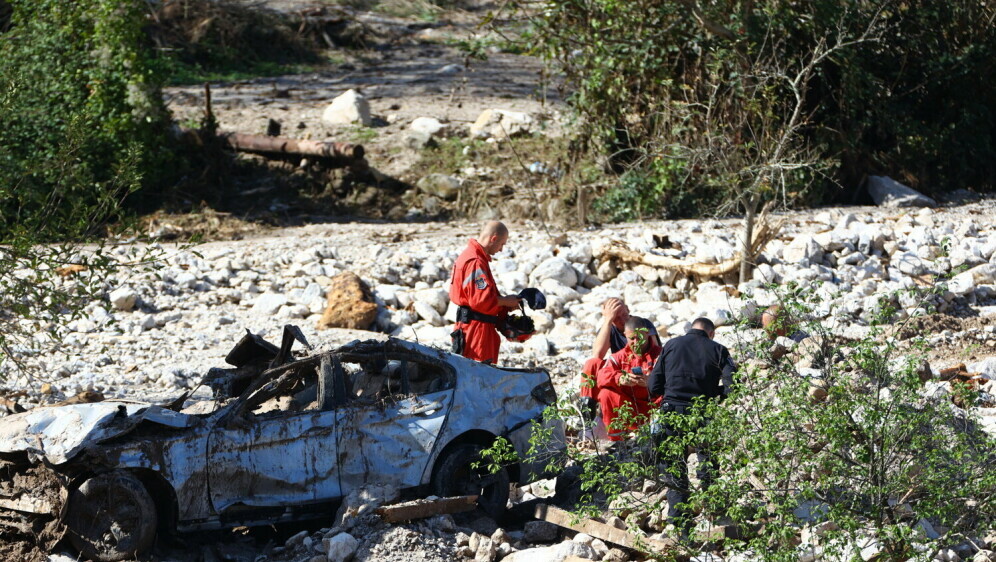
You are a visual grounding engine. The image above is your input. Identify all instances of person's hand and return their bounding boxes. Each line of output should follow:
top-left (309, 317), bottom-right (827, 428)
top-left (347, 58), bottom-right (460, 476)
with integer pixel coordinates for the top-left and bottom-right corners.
top-left (603, 298), bottom-right (626, 324)
top-left (498, 294), bottom-right (522, 308)
top-left (619, 371), bottom-right (647, 387)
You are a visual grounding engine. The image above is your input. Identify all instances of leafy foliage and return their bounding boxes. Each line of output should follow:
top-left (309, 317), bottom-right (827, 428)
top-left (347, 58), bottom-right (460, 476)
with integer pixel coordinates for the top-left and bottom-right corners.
top-left (498, 1), bottom-right (996, 219)
top-left (497, 285), bottom-right (996, 558)
top-left (0, 0), bottom-right (175, 241)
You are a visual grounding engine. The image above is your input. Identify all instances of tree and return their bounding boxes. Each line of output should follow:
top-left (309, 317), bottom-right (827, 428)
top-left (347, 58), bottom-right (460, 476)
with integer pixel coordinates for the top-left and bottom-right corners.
top-left (0, 0), bottom-right (175, 381)
top-left (493, 1), bottom-right (996, 232)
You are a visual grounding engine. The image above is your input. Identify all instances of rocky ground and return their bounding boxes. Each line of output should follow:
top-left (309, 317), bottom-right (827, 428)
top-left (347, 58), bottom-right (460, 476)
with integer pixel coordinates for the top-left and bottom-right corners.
top-left (6, 2), bottom-right (996, 561)
top-left (8, 198), bottom-right (996, 561)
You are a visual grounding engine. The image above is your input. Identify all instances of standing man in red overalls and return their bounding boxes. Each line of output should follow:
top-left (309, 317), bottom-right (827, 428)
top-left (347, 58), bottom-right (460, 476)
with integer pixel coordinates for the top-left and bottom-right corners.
top-left (449, 221), bottom-right (522, 364)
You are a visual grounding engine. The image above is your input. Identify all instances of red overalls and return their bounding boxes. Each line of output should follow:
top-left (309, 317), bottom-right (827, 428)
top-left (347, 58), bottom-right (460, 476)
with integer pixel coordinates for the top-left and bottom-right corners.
top-left (449, 239), bottom-right (505, 363)
top-left (596, 342), bottom-right (661, 440)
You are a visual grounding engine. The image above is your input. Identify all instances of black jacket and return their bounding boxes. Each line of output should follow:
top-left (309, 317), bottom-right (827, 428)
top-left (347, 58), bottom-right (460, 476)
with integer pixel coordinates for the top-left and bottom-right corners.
top-left (648, 329), bottom-right (736, 406)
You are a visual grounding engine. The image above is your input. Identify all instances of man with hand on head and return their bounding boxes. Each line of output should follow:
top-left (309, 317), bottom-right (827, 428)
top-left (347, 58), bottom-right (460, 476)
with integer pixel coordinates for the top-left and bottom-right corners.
top-left (648, 317), bottom-right (736, 532)
top-left (595, 316), bottom-right (661, 441)
top-left (449, 221), bottom-right (522, 364)
top-left (579, 298), bottom-right (659, 426)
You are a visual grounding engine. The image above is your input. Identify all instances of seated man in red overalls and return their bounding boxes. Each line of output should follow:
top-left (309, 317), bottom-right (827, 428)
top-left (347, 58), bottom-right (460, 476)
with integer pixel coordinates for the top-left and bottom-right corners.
top-left (596, 316), bottom-right (661, 441)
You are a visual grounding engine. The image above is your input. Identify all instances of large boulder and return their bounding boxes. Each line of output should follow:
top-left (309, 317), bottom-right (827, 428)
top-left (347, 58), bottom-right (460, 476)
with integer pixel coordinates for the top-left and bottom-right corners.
top-left (317, 272), bottom-right (378, 330)
top-left (322, 89), bottom-right (372, 127)
top-left (867, 176), bottom-right (937, 208)
top-left (530, 257), bottom-right (578, 288)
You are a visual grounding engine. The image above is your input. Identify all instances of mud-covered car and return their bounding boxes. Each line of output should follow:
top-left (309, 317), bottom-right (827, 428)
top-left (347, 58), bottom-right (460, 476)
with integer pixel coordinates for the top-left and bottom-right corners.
top-left (0, 328), bottom-right (564, 561)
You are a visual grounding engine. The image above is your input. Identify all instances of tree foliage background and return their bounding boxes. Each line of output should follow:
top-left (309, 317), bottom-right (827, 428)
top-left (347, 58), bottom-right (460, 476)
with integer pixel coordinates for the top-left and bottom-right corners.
top-left (0, 0), bottom-right (176, 242)
top-left (501, 0), bottom-right (996, 221)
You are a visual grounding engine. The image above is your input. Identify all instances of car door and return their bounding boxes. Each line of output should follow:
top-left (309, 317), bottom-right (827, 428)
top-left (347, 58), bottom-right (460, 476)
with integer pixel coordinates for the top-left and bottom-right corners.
top-left (335, 353), bottom-right (455, 493)
top-left (206, 358), bottom-right (341, 513)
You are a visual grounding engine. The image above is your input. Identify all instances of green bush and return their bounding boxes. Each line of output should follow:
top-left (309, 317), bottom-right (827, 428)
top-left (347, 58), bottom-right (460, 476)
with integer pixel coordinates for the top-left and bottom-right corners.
top-left (501, 1), bottom-right (996, 218)
top-left (0, 0), bottom-right (175, 241)
top-left (498, 285), bottom-right (996, 558)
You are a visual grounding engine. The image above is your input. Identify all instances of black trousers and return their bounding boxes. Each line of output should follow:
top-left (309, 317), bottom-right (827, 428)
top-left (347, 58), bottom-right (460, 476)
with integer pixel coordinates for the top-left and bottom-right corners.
top-left (655, 403), bottom-right (717, 527)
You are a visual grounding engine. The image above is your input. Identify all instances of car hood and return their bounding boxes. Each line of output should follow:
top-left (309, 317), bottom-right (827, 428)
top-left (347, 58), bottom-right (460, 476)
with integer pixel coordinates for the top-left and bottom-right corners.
top-left (0, 402), bottom-right (197, 465)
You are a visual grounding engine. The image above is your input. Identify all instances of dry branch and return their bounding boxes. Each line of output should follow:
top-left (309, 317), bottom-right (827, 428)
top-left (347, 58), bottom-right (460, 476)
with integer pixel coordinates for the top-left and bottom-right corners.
top-left (533, 504), bottom-right (682, 556)
top-left (595, 203), bottom-right (784, 280)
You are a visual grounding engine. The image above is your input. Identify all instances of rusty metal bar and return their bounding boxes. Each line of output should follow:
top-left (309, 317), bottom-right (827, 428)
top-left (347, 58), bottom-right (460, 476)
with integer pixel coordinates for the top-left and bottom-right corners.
top-left (219, 131), bottom-right (366, 166)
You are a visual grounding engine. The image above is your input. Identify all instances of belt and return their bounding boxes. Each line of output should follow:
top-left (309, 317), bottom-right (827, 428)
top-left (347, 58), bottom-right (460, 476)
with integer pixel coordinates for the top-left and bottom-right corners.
top-left (456, 305), bottom-right (500, 325)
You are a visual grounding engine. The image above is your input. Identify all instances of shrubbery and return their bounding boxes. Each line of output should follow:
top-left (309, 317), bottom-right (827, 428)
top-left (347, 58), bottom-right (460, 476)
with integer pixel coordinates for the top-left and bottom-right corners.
top-left (501, 1), bottom-right (996, 219)
top-left (498, 285), bottom-right (996, 559)
top-left (0, 0), bottom-right (175, 241)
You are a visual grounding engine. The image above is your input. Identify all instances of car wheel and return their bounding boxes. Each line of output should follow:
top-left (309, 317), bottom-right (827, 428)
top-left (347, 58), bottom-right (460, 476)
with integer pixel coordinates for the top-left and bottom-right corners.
top-left (66, 471), bottom-right (158, 562)
top-left (431, 443), bottom-right (510, 519)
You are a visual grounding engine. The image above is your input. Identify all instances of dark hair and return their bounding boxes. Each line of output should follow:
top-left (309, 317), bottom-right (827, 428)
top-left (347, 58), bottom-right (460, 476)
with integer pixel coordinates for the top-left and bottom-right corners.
top-left (691, 317), bottom-right (715, 332)
top-left (624, 316), bottom-right (645, 332)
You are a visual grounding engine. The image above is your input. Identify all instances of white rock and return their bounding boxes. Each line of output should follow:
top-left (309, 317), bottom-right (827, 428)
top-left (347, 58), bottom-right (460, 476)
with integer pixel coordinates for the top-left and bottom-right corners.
top-left (947, 271), bottom-right (976, 296)
top-left (668, 321), bottom-right (690, 337)
top-left (109, 287), bottom-right (138, 311)
top-left (322, 89), bottom-right (372, 127)
top-left (502, 541), bottom-right (596, 562)
top-left (415, 288), bottom-right (449, 315)
top-left (469, 109), bottom-right (534, 140)
top-left (530, 257), bottom-right (578, 288)
top-left (968, 357), bottom-right (996, 379)
top-left (783, 234), bottom-right (824, 265)
top-left (251, 293), bottom-right (288, 315)
top-left (895, 252), bottom-right (927, 276)
top-left (413, 301), bottom-right (445, 326)
top-left (417, 174), bottom-right (462, 201)
top-left (324, 532), bottom-right (359, 562)
top-left (524, 335), bottom-right (552, 357)
top-left (410, 117), bottom-right (446, 136)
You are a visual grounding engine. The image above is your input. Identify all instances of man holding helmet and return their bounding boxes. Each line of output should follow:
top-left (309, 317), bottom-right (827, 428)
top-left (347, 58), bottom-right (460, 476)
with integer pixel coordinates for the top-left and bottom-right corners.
top-left (448, 221), bottom-right (524, 364)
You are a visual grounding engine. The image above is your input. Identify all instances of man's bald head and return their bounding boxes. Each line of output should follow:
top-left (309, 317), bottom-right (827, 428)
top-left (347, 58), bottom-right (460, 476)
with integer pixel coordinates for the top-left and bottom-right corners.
top-left (477, 221), bottom-right (509, 255)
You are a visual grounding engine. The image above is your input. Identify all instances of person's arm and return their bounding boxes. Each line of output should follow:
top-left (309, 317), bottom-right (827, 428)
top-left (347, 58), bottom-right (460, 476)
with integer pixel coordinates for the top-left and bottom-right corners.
top-left (497, 294), bottom-right (521, 308)
top-left (648, 346), bottom-right (667, 398)
top-left (592, 299), bottom-right (625, 358)
top-left (591, 318), bottom-right (614, 359)
top-left (720, 346), bottom-right (736, 396)
top-left (596, 352), bottom-right (624, 391)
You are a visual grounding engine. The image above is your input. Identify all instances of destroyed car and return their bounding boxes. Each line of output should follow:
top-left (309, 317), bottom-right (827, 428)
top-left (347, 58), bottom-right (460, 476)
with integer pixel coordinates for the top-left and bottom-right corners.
top-left (0, 328), bottom-right (564, 561)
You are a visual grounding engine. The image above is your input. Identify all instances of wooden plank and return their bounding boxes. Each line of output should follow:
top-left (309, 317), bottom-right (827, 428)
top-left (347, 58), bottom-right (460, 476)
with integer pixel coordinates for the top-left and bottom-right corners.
top-left (376, 495), bottom-right (478, 523)
top-left (533, 503), bottom-right (679, 554)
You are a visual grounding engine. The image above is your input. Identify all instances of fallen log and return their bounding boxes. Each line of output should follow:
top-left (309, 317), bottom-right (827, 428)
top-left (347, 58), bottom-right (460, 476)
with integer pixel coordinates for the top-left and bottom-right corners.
top-left (218, 132), bottom-right (367, 168)
top-left (533, 504), bottom-right (681, 556)
top-left (594, 203), bottom-right (784, 281)
top-left (376, 495), bottom-right (478, 523)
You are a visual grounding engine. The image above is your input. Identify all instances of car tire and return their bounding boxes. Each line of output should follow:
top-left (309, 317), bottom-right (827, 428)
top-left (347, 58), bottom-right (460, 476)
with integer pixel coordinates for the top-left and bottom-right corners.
top-left (66, 471), bottom-right (158, 562)
top-left (431, 443), bottom-right (510, 519)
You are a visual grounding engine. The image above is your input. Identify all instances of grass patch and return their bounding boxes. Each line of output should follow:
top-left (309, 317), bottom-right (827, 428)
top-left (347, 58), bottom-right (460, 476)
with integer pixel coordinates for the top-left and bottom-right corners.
top-left (417, 134), bottom-right (568, 176)
top-left (167, 60), bottom-right (322, 86)
top-left (344, 125), bottom-right (379, 143)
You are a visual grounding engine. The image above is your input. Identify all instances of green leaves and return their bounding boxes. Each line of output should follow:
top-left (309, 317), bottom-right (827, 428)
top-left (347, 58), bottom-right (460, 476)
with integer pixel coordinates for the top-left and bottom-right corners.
top-left (0, 0), bottom-right (173, 242)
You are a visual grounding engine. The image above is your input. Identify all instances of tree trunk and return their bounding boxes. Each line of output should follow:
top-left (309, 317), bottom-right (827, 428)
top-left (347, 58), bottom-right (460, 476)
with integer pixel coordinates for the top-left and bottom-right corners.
top-left (738, 193), bottom-right (760, 284)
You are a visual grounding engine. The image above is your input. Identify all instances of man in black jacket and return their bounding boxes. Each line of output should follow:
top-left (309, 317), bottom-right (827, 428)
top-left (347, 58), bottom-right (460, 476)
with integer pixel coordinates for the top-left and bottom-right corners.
top-left (647, 317), bottom-right (736, 532)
